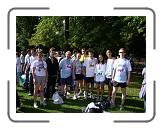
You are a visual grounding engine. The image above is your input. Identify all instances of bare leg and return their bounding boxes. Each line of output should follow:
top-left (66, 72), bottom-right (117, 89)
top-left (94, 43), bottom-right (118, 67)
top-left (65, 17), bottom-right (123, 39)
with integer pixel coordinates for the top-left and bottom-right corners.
top-left (111, 86), bottom-right (119, 107)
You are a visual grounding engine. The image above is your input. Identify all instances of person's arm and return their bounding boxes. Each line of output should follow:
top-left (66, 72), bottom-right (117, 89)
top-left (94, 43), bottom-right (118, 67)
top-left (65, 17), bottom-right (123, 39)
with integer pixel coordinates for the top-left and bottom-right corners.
top-left (127, 71), bottom-right (131, 85)
top-left (32, 67), bottom-right (36, 85)
top-left (82, 61), bottom-right (86, 76)
top-left (126, 60), bottom-right (132, 85)
top-left (111, 60), bottom-right (116, 82)
top-left (72, 61), bottom-right (76, 80)
top-left (45, 68), bottom-right (48, 83)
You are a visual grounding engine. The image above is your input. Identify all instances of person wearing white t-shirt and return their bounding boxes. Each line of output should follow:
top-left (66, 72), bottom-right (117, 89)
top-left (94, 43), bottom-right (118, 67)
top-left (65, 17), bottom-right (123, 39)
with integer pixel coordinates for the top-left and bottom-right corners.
top-left (16, 52), bottom-right (22, 85)
top-left (25, 49), bottom-right (37, 96)
top-left (105, 49), bottom-right (115, 101)
top-left (32, 50), bottom-right (48, 108)
top-left (23, 49), bottom-right (31, 90)
top-left (72, 52), bottom-right (83, 99)
top-left (59, 51), bottom-right (73, 98)
top-left (111, 48), bottom-right (132, 111)
top-left (95, 54), bottom-right (106, 101)
top-left (83, 51), bottom-right (97, 100)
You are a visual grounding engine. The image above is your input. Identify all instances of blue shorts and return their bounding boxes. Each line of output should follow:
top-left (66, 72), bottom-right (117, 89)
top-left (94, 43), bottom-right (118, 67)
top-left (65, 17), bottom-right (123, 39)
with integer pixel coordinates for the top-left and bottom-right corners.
top-left (60, 76), bottom-right (72, 86)
top-left (113, 81), bottom-right (127, 88)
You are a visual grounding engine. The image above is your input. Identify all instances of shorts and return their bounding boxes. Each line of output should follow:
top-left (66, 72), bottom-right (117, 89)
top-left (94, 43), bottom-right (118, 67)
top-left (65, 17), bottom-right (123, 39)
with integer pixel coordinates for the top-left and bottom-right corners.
top-left (113, 81), bottom-right (127, 88)
top-left (84, 77), bottom-right (94, 83)
top-left (96, 81), bottom-right (105, 85)
top-left (75, 74), bottom-right (83, 80)
top-left (35, 76), bottom-right (46, 86)
top-left (61, 76), bottom-right (72, 86)
top-left (105, 78), bottom-right (113, 87)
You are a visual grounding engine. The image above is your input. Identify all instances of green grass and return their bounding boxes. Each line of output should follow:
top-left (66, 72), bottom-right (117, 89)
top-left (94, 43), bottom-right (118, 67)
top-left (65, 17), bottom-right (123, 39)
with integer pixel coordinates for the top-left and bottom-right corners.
top-left (17, 73), bottom-right (145, 113)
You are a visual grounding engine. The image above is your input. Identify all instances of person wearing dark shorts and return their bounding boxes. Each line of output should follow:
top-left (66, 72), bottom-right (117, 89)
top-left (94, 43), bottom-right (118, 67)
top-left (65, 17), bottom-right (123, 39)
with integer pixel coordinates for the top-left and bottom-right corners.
top-left (59, 51), bottom-right (73, 98)
top-left (72, 53), bottom-right (83, 99)
top-left (83, 51), bottom-right (97, 100)
top-left (111, 48), bottom-right (132, 111)
top-left (105, 49), bottom-right (115, 101)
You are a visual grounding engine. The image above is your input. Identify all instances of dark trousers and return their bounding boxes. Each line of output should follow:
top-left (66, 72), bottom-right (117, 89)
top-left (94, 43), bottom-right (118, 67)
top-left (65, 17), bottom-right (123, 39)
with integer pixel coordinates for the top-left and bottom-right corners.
top-left (29, 73), bottom-right (34, 94)
top-left (44, 76), bottom-right (57, 98)
top-left (23, 71), bottom-right (29, 91)
top-left (16, 92), bottom-right (20, 108)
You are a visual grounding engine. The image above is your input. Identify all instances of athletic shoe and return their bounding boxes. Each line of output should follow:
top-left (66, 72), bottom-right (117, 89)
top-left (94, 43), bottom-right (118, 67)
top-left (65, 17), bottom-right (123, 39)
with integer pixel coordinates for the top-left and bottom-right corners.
top-left (83, 91), bottom-right (86, 98)
top-left (28, 92), bottom-right (32, 96)
top-left (40, 100), bottom-right (47, 106)
top-left (73, 95), bottom-right (77, 100)
top-left (110, 101), bottom-right (115, 108)
top-left (34, 102), bottom-right (38, 108)
top-left (77, 90), bottom-right (82, 96)
top-left (77, 95), bottom-right (81, 98)
top-left (67, 92), bottom-right (70, 96)
top-left (90, 94), bottom-right (95, 100)
top-left (120, 105), bottom-right (124, 111)
top-left (84, 95), bottom-right (88, 100)
top-left (96, 97), bottom-right (100, 101)
top-left (66, 95), bottom-right (70, 99)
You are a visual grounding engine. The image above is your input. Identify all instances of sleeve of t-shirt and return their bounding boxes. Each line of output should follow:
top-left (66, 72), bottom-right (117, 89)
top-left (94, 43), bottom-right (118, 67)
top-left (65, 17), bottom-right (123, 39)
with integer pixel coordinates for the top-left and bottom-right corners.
top-left (83, 60), bottom-right (87, 67)
top-left (127, 60), bottom-right (132, 71)
top-left (43, 61), bottom-right (47, 68)
top-left (142, 67), bottom-right (146, 76)
top-left (104, 64), bottom-right (106, 72)
top-left (32, 61), bottom-right (36, 68)
top-left (59, 59), bottom-right (63, 69)
top-left (94, 65), bottom-right (97, 73)
top-left (113, 60), bottom-right (117, 69)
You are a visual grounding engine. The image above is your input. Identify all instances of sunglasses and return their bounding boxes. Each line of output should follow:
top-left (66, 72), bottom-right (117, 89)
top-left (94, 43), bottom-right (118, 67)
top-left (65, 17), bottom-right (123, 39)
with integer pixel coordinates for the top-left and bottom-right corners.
top-left (119, 52), bottom-right (125, 53)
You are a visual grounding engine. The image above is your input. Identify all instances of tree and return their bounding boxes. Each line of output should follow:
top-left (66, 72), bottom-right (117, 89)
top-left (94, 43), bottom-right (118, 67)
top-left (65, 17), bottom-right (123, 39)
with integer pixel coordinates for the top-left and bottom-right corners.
top-left (16, 16), bottom-right (40, 51)
top-left (28, 16), bottom-right (146, 57)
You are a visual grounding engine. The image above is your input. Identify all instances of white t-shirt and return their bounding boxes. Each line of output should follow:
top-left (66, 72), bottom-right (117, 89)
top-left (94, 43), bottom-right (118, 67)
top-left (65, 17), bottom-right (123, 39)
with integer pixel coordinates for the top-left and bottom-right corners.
top-left (33, 59), bottom-right (47, 76)
top-left (142, 67), bottom-right (146, 84)
top-left (16, 57), bottom-right (22, 73)
top-left (113, 58), bottom-right (132, 83)
top-left (95, 63), bottom-right (106, 82)
top-left (20, 54), bottom-right (25, 64)
top-left (83, 58), bottom-right (96, 77)
top-left (25, 54), bottom-right (30, 64)
top-left (105, 58), bottom-right (115, 78)
top-left (73, 60), bottom-right (82, 74)
top-left (29, 56), bottom-right (38, 73)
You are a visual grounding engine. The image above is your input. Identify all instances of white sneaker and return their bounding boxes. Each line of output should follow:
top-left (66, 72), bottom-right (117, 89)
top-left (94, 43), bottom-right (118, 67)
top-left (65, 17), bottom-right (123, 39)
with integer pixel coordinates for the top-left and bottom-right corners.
top-left (120, 105), bottom-right (124, 111)
top-left (77, 90), bottom-right (82, 96)
top-left (66, 95), bottom-right (70, 99)
top-left (77, 95), bottom-right (81, 98)
top-left (90, 94), bottom-right (95, 99)
top-left (73, 95), bottom-right (77, 100)
top-left (84, 95), bottom-right (88, 100)
top-left (67, 92), bottom-right (70, 96)
top-left (40, 101), bottom-right (47, 106)
top-left (34, 103), bottom-right (38, 108)
top-left (28, 92), bottom-right (32, 96)
top-left (83, 91), bottom-right (86, 98)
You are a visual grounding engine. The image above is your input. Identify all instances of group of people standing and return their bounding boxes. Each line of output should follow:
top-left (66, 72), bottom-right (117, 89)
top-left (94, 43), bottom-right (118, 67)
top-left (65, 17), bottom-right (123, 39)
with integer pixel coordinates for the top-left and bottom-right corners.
top-left (16, 47), bottom-right (132, 111)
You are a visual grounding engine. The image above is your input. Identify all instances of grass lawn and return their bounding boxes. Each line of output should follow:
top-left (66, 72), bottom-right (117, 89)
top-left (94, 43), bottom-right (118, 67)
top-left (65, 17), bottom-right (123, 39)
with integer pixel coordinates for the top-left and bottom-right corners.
top-left (16, 73), bottom-right (145, 113)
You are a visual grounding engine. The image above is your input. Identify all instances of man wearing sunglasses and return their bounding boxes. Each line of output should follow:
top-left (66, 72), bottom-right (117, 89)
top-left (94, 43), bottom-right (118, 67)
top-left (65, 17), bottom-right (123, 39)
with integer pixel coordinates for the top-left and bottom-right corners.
top-left (110, 48), bottom-right (132, 111)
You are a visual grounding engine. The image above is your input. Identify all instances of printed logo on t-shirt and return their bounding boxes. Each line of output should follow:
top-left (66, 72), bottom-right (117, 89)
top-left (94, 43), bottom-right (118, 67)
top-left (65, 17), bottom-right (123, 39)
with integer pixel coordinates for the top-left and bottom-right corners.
top-left (38, 62), bottom-right (45, 71)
